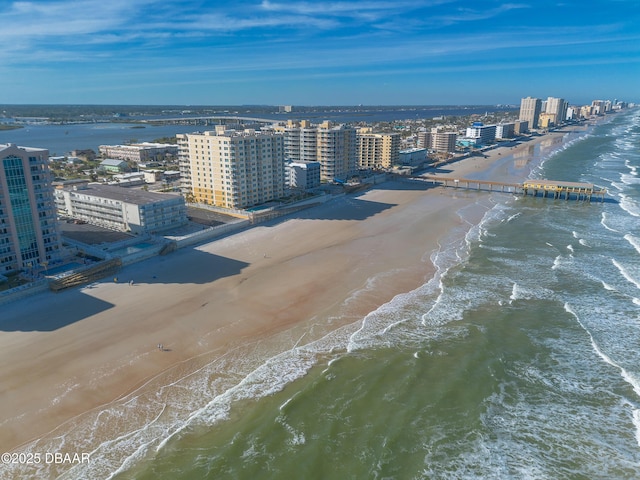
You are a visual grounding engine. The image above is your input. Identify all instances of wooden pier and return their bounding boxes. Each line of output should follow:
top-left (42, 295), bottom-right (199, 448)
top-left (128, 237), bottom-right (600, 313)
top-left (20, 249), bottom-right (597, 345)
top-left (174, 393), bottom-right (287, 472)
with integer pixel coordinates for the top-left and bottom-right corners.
top-left (419, 175), bottom-right (606, 202)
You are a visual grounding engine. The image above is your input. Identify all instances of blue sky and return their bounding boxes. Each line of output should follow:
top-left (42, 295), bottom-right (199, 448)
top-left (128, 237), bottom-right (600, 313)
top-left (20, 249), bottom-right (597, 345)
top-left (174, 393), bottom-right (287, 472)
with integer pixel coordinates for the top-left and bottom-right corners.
top-left (1, 0), bottom-right (639, 105)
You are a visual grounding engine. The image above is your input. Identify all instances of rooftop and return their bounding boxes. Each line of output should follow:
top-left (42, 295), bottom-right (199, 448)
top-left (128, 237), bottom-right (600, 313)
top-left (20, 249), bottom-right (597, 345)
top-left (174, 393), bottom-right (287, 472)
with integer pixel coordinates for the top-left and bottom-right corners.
top-left (68, 183), bottom-right (182, 205)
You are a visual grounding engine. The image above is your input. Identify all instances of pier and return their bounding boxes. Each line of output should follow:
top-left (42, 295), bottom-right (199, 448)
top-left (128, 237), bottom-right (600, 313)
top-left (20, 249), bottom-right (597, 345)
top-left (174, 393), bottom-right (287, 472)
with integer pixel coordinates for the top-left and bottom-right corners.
top-left (419, 175), bottom-right (606, 202)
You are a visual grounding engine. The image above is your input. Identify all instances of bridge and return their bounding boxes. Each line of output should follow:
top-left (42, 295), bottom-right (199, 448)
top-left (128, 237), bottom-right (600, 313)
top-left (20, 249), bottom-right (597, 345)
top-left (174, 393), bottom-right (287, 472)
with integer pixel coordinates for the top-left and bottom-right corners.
top-left (139, 115), bottom-right (279, 126)
top-left (418, 175), bottom-right (606, 202)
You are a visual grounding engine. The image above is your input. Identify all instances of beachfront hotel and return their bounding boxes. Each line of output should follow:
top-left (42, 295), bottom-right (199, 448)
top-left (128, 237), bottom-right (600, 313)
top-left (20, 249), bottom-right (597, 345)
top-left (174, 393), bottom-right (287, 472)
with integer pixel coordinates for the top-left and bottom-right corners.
top-left (178, 127), bottom-right (285, 209)
top-left (465, 123), bottom-right (497, 146)
top-left (278, 120), bottom-right (358, 182)
top-left (54, 183), bottom-right (187, 234)
top-left (0, 143), bottom-right (63, 275)
top-left (519, 97), bottom-right (542, 130)
top-left (357, 130), bottom-right (401, 169)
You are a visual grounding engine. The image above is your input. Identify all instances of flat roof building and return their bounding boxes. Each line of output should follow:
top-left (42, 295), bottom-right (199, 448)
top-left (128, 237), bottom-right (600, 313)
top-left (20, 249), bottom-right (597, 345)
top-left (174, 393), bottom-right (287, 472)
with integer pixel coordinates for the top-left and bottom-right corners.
top-left (286, 161), bottom-right (321, 190)
top-left (398, 148), bottom-right (427, 168)
top-left (278, 120), bottom-right (358, 182)
top-left (357, 132), bottom-right (400, 169)
top-left (178, 127), bottom-right (285, 209)
top-left (431, 130), bottom-right (458, 153)
top-left (465, 123), bottom-right (497, 146)
top-left (99, 143), bottom-right (178, 163)
top-left (519, 97), bottom-right (542, 130)
top-left (496, 123), bottom-right (515, 139)
top-left (54, 184), bottom-right (187, 234)
top-left (0, 143), bottom-right (63, 274)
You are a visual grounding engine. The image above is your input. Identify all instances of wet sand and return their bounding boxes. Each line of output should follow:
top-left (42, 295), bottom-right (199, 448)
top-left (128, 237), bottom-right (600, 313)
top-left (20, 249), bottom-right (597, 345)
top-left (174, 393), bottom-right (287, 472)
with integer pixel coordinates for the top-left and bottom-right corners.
top-left (0, 131), bottom-right (566, 459)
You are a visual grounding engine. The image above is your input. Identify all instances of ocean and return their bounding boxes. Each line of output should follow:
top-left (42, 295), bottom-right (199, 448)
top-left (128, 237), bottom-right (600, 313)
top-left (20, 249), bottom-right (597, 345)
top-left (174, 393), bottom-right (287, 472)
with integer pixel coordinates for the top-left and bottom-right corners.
top-left (7, 108), bottom-right (640, 479)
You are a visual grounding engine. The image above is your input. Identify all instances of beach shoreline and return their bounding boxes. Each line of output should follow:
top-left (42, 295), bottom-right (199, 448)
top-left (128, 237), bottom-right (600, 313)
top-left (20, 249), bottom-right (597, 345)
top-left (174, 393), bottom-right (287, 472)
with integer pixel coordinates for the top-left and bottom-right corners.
top-left (0, 126), bottom-right (591, 476)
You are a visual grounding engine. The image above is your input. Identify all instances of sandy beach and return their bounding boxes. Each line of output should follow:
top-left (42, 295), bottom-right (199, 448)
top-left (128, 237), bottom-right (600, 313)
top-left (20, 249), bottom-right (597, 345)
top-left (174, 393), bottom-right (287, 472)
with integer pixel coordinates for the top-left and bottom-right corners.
top-left (0, 130), bottom-right (571, 463)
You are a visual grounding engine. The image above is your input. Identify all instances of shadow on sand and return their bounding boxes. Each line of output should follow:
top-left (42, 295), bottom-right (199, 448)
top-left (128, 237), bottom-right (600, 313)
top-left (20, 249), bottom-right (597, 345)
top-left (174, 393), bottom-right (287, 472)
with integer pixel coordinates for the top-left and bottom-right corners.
top-left (0, 291), bottom-right (115, 332)
top-left (130, 249), bottom-right (249, 286)
top-left (0, 250), bottom-right (250, 332)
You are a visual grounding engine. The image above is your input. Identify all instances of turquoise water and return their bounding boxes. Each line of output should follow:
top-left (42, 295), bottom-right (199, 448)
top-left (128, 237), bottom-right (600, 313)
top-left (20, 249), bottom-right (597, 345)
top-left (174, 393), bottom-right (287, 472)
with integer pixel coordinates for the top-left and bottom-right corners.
top-left (7, 110), bottom-right (640, 479)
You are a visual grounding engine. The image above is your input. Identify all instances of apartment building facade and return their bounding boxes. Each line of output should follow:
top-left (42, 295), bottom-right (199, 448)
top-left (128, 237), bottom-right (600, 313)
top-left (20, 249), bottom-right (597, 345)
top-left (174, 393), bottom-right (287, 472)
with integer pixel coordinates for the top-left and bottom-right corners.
top-left (178, 127), bottom-right (285, 209)
top-left (279, 120), bottom-right (358, 182)
top-left (0, 143), bottom-right (63, 274)
top-left (519, 97), bottom-right (542, 130)
top-left (286, 161), bottom-right (321, 190)
top-left (357, 132), bottom-right (400, 169)
top-left (496, 123), bottom-right (516, 139)
top-left (54, 184), bottom-right (187, 234)
top-left (431, 130), bottom-right (458, 153)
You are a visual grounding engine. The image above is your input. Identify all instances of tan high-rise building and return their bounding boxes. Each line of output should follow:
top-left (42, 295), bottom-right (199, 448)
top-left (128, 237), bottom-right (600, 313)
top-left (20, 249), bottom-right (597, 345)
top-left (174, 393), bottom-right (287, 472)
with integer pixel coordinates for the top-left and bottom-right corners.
top-left (545, 97), bottom-right (567, 126)
top-left (278, 120), bottom-right (357, 182)
top-left (431, 130), bottom-right (458, 153)
top-left (519, 97), bottom-right (542, 129)
top-left (177, 127), bottom-right (285, 209)
top-left (0, 143), bottom-right (63, 274)
top-left (357, 132), bottom-right (400, 169)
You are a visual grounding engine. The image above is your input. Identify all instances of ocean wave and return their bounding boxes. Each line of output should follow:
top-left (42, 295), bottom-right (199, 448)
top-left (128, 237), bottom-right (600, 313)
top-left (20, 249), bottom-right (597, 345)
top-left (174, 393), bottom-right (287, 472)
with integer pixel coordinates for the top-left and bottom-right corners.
top-left (612, 259), bottom-right (640, 290)
top-left (600, 212), bottom-right (621, 232)
top-left (620, 194), bottom-right (640, 218)
top-left (564, 302), bottom-right (640, 399)
top-left (624, 234), bottom-right (640, 255)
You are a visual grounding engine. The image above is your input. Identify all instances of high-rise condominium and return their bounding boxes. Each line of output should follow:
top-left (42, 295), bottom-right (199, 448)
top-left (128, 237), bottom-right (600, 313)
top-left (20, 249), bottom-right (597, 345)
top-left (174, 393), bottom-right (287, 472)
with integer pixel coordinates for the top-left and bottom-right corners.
top-left (519, 97), bottom-right (542, 129)
top-left (0, 143), bottom-right (62, 274)
top-left (178, 127), bottom-right (285, 210)
top-left (280, 120), bottom-right (357, 182)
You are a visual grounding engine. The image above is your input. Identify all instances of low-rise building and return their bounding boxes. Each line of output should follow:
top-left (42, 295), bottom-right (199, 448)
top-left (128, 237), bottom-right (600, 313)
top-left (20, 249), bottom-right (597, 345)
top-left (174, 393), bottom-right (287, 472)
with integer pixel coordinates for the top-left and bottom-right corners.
top-left (99, 159), bottom-right (130, 173)
top-left (286, 161), bottom-right (321, 190)
top-left (54, 184), bottom-right (187, 234)
top-left (514, 120), bottom-right (529, 135)
top-left (398, 148), bottom-right (427, 168)
top-left (99, 142), bottom-right (178, 163)
top-left (110, 172), bottom-right (146, 187)
top-left (538, 112), bottom-right (556, 129)
top-left (496, 123), bottom-right (515, 139)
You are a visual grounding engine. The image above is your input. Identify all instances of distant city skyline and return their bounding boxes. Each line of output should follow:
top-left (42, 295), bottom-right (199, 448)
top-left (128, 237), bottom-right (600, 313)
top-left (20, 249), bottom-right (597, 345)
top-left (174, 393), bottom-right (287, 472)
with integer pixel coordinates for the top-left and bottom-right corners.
top-left (2, 0), bottom-right (639, 106)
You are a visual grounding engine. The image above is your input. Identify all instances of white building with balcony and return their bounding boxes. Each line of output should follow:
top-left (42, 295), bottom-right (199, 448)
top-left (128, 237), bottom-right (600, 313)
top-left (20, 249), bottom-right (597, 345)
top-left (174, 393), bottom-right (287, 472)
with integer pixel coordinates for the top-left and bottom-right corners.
top-left (54, 184), bottom-right (187, 234)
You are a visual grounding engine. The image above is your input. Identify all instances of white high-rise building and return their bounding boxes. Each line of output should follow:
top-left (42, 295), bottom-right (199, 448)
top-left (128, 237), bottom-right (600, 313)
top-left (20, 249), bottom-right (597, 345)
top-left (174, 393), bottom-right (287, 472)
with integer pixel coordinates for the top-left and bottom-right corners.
top-left (0, 143), bottom-right (63, 274)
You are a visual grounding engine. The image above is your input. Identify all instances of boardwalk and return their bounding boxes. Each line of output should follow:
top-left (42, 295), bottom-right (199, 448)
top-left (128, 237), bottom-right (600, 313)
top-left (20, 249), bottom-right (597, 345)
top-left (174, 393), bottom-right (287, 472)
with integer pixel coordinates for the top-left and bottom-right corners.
top-left (419, 175), bottom-right (606, 202)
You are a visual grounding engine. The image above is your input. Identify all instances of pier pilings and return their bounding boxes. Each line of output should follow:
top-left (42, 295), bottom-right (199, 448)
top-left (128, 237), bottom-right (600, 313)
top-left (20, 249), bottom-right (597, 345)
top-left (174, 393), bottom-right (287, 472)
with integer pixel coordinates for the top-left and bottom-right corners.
top-left (420, 175), bottom-right (606, 203)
